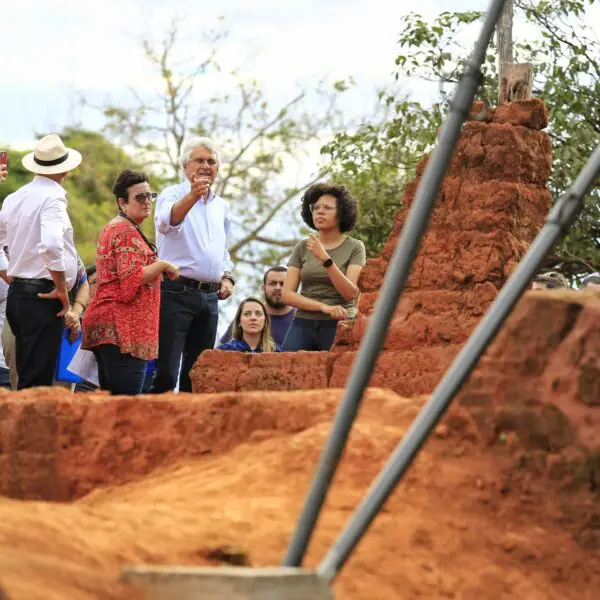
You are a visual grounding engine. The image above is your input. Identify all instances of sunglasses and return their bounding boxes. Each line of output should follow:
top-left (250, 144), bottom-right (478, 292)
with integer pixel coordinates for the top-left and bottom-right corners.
top-left (132, 192), bottom-right (158, 204)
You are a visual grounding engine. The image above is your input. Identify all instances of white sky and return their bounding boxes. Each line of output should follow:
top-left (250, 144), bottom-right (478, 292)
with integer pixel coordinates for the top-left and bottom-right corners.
top-left (0, 0), bottom-right (495, 147)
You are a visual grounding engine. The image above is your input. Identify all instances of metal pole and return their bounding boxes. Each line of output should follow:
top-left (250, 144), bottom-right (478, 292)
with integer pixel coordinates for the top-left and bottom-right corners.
top-left (283, 0), bottom-right (509, 568)
top-left (318, 144), bottom-right (600, 581)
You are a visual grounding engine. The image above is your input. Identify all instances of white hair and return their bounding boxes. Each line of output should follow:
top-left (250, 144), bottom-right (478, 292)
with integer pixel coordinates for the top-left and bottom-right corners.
top-left (180, 136), bottom-right (222, 170)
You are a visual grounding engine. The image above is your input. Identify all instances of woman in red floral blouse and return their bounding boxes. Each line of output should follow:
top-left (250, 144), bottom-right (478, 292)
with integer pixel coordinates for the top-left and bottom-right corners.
top-left (82, 170), bottom-right (179, 395)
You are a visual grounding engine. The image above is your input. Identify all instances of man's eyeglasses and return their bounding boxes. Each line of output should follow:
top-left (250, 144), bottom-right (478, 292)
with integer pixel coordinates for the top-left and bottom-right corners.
top-left (133, 192), bottom-right (158, 204)
top-left (309, 203), bottom-right (336, 213)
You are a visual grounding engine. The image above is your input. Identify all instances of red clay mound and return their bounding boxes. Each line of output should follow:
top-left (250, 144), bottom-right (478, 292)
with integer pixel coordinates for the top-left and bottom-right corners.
top-left (457, 290), bottom-right (600, 458)
top-left (191, 99), bottom-right (553, 397)
top-left (0, 388), bottom-right (598, 600)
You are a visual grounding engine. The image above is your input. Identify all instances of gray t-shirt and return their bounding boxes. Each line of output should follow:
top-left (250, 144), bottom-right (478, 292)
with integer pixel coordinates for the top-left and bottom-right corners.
top-left (288, 236), bottom-right (366, 320)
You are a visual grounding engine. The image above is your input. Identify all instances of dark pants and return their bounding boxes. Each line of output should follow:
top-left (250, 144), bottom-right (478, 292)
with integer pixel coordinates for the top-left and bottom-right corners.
top-left (282, 318), bottom-right (338, 351)
top-left (0, 366), bottom-right (10, 389)
top-left (6, 279), bottom-right (64, 389)
top-left (151, 280), bottom-right (219, 393)
top-left (94, 344), bottom-right (147, 395)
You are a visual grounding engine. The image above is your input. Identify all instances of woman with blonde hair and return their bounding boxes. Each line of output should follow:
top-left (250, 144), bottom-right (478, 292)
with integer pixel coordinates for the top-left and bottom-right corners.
top-left (217, 297), bottom-right (280, 353)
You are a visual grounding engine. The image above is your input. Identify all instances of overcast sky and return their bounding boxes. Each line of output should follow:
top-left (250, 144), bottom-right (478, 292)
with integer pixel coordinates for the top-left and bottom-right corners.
top-left (1, 0), bottom-right (506, 149)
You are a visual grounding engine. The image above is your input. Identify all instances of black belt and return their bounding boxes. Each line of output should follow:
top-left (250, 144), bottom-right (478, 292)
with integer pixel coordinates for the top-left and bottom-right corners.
top-left (169, 276), bottom-right (220, 293)
top-left (11, 277), bottom-right (54, 290)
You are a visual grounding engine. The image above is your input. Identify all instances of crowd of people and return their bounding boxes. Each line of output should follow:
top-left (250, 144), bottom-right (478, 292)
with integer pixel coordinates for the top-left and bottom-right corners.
top-left (0, 134), bottom-right (367, 394)
top-left (0, 135), bottom-right (598, 395)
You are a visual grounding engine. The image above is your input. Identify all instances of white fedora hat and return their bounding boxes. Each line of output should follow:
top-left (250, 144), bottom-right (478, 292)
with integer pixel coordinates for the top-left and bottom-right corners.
top-left (22, 134), bottom-right (82, 175)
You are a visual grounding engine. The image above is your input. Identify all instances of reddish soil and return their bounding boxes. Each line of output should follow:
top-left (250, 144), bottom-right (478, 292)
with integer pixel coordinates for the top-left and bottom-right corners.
top-left (0, 388), bottom-right (598, 600)
top-left (1, 98), bottom-right (597, 599)
top-left (190, 99), bottom-right (553, 397)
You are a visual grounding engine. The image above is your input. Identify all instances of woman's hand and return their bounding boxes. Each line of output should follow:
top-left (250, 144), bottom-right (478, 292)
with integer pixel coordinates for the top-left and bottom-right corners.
top-left (306, 235), bottom-right (329, 262)
top-left (64, 309), bottom-right (81, 342)
top-left (321, 304), bottom-right (348, 320)
top-left (163, 261), bottom-right (180, 281)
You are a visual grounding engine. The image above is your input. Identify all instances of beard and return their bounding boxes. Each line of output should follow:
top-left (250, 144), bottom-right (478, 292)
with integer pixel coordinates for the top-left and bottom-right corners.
top-left (265, 293), bottom-right (285, 309)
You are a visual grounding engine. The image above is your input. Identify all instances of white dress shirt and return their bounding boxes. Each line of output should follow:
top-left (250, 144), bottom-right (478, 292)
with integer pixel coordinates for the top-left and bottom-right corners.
top-left (0, 176), bottom-right (78, 290)
top-left (154, 180), bottom-right (234, 282)
top-left (0, 279), bottom-right (8, 370)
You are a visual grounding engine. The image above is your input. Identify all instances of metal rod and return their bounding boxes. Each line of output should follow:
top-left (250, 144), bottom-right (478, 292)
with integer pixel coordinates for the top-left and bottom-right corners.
top-left (318, 143), bottom-right (600, 581)
top-left (282, 0), bottom-right (509, 568)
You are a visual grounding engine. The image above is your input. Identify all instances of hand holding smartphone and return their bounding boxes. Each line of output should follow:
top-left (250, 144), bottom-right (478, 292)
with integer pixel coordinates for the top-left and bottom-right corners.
top-left (0, 152), bottom-right (7, 183)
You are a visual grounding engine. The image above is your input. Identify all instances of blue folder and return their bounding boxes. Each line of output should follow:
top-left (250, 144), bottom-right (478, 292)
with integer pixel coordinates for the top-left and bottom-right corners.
top-left (55, 328), bottom-right (84, 384)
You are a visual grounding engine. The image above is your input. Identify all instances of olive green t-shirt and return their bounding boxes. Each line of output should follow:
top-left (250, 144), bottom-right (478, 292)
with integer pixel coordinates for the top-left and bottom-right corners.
top-left (288, 236), bottom-right (366, 320)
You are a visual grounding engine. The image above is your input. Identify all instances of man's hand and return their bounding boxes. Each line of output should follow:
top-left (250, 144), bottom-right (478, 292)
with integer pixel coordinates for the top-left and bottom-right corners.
top-left (321, 304), bottom-right (348, 320)
top-left (64, 309), bottom-right (81, 342)
top-left (0, 164), bottom-right (7, 183)
top-left (218, 277), bottom-right (234, 300)
top-left (306, 235), bottom-right (329, 262)
top-left (190, 174), bottom-right (211, 201)
top-left (38, 286), bottom-right (70, 317)
top-left (163, 261), bottom-right (180, 281)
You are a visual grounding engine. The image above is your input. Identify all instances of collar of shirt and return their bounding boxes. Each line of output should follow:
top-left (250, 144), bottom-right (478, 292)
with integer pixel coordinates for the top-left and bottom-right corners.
top-left (32, 175), bottom-right (68, 202)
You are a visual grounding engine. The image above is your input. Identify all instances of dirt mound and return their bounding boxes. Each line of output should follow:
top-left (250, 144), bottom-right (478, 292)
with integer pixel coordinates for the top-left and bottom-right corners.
top-left (0, 388), bottom-right (598, 600)
top-left (457, 290), bottom-right (600, 460)
top-left (0, 388), bottom-right (341, 501)
top-left (190, 99), bottom-right (553, 397)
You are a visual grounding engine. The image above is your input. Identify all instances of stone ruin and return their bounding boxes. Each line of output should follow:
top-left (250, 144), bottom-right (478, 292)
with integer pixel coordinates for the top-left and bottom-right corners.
top-left (0, 100), bottom-right (598, 600)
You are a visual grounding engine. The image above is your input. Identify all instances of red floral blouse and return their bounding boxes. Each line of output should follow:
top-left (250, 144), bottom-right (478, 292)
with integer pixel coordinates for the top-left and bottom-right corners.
top-left (82, 220), bottom-right (161, 360)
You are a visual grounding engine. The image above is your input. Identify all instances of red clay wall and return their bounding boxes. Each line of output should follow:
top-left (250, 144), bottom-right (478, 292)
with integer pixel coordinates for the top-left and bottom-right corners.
top-left (191, 99), bottom-right (553, 396)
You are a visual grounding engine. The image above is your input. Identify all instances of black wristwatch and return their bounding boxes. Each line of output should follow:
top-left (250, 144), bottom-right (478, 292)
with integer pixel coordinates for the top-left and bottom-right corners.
top-left (322, 257), bottom-right (334, 268)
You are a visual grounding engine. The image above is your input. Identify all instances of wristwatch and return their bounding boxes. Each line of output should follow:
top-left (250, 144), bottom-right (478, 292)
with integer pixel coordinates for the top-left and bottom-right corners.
top-left (322, 257), bottom-right (334, 268)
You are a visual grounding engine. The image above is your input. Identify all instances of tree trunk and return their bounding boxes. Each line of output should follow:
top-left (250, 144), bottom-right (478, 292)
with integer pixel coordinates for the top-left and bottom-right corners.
top-left (497, 0), bottom-right (514, 104)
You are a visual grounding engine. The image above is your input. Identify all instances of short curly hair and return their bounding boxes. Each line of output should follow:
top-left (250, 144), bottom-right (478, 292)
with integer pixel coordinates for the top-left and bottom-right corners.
top-left (300, 183), bottom-right (358, 233)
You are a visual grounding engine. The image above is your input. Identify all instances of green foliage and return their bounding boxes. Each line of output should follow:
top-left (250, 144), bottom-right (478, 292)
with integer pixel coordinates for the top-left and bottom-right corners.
top-left (0, 129), bottom-right (160, 265)
top-left (323, 99), bottom-right (442, 256)
top-left (327, 1), bottom-right (600, 278)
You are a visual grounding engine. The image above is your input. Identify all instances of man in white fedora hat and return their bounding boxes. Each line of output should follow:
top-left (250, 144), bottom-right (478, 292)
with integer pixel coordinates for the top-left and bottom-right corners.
top-left (0, 134), bottom-right (82, 389)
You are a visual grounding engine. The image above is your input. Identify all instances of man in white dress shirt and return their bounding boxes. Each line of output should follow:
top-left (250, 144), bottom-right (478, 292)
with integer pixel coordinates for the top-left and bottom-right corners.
top-left (0, 134), bottom-right (82, 389)
top-left (151, 137), bottom-right (235, 393)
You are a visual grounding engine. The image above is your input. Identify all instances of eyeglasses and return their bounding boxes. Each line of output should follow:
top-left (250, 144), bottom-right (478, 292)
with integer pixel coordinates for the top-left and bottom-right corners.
top-left (132, 192), bottom-right (158, 204)
top-left (309, 203), bottom-right (336, 213)
top-left (190, 158), bottom-right (218, 167)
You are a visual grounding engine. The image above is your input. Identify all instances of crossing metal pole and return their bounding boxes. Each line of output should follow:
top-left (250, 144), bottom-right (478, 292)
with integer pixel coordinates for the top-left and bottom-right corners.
top-left (317, 143), bottom-right (600, 581)
top-left (283, 0), bottom-right (509, 568)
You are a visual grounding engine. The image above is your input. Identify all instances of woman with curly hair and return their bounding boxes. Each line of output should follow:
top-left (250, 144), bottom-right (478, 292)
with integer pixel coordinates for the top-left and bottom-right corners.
top-left (217, 297), bottom-right (280, 353)
top-left (281, 183), bottom-right (366, 351)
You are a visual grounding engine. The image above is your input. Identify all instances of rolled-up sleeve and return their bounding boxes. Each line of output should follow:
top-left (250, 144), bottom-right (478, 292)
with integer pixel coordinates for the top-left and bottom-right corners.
top-left (113, 230), bottom-right (146, 304)
top-left (38, 197), bottom-right (68, 272)
top-left (222, 205), bottom-right (234, 273)
top-left (155, 187), bottom-right (184, 236)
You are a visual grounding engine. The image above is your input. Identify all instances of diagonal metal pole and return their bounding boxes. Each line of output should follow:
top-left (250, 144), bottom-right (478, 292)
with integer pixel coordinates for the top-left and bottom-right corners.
top-left (317, 143), bottom-right (600, 581)
top-left (283, 0), bottom-right (509, 568)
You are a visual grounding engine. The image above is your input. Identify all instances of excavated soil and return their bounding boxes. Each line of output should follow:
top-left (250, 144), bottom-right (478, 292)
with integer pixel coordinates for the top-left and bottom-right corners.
top-left (0, 388), bottom-right (599, 600)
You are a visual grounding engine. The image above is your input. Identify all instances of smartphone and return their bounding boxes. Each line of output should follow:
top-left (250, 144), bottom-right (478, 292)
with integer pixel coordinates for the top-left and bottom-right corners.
top-left (0, 152), bottom-right (7, 166)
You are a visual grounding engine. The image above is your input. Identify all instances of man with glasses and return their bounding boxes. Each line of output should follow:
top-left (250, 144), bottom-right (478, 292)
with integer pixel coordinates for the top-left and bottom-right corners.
top-left (151, 136), bottom-right (235, 393)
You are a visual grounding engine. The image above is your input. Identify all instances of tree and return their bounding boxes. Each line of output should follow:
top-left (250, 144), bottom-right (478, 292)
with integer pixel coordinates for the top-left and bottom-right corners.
top-left (332, 1), bottom-right (599, 279)
top-left (89, 18), bottom-right (351, 273)
top-left (0, 129), bottom-right (157, 265)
